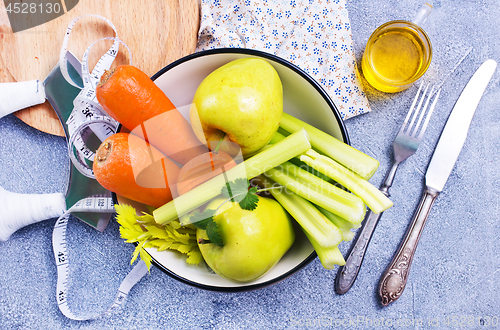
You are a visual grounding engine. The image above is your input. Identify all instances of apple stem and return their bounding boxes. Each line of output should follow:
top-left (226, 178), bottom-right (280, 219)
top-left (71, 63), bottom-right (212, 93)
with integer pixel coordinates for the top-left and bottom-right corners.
top-left (198, 238), bottom-right (212, 245)
top-left (213, 134), bottom-right (226, 154)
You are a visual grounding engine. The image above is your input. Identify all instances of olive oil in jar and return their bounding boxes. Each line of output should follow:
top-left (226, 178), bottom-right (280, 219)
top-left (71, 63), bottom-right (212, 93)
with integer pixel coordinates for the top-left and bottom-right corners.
top-left (362, 21), bottom-right (432, 93)
top-left (369, 27), bottom-right (424, 81)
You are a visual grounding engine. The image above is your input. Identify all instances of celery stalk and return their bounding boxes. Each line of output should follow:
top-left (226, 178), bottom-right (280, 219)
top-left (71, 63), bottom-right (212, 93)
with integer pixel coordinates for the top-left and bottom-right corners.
top-left (303, 230), bottom-right (346, 269)
top-left (316, 205), bottom-right (361, 242)
top-left (257, 176), bottom-right (342, 248)
top-left (280, 112), bottom-right (379, 180)
top-left (280, 161), bottom-right (363, 209)
top-left (153, 129), bottom-right (311, 225)
top-left (287, 157), bottom-right (332, 183)
top-left (300, 149), bottom-right (393, 214)
top-left (269, 131), bottom-right (286, 144)
top-left (270, 132), bottom-right (332, 182)
top-left (265, 167), bottom-right (366, 224)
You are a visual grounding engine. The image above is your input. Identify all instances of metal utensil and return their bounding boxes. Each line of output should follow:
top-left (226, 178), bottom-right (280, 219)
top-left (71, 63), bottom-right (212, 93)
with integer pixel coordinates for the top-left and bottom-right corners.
top-left (378, 59), bottom-right (497, 306)
top-left (336, 83), bottom-right (440, 294)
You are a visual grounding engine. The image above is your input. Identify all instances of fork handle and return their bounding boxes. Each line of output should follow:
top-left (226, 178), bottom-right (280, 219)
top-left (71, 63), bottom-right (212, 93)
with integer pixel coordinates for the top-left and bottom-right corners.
top-left (335, 209), bottom-right (384, 294)
top-left (335, 161), bottom-right (398, 294)
top-left (378, 186), bottom-right (439, 306)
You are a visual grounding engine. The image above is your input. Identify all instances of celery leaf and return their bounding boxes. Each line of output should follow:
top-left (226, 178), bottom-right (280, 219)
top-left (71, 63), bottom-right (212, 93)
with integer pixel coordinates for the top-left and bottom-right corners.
top-left (239, 186), bottom-right (259, 211)
top-left (221, 178), bottom-right (259, 211)
top-left (192, 209), bottom-right (224, 247)
top-left (114, 204), bottom-right (203, 269)
top-left (189, 209), bottom-right (215, 230)
top-left (221, 178), bottom-right (249, 203)
top-left (206, 220), bottom-right (224, 247)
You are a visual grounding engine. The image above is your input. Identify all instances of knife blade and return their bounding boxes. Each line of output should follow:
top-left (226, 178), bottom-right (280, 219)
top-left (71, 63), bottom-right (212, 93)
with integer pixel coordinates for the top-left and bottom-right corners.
top-left (378, 59), bottom-right (497, 306)
top-left (0, 53), bottom-right (111, 241)
top-left (425, 59), bottom-right (497, 192)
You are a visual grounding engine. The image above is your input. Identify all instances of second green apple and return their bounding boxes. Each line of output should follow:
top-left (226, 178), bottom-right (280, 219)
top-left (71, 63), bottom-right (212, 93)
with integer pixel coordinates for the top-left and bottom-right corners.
top-left (190, 58), bottom-right (283, 156)
top-left (197, 196), bottom-right (295, 282)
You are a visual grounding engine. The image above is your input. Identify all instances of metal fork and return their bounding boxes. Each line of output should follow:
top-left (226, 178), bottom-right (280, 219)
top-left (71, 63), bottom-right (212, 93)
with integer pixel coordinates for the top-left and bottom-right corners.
top-left (335, 83), bottom-right (441, 295)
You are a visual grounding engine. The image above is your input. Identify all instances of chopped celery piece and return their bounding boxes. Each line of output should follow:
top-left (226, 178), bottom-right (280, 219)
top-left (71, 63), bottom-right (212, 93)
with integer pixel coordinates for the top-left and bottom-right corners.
top-left (277, 127), bottom-right (290, 137)
top-left (280, 112), bottom-right (379, 180)
top-left (265, 166), bottom-right (365, 224)
top-left (316, 205), bottom-right (361, 242)
top-left (303, 230), bottom-right (346, 269)
top-left (287, 157), bottom-right (333, 183)
top-left (153, 129), bottom-right (311, 225)
top-left (271, 131), bottom-right (332, 182)
top-left (280, 161), bottom-right (363, 210)
top-left (300, 149), bottom-right (393, 214)
top-left (258, 176), bottom-right (342, 248)
top-left (269, 131), bottom-right (286, 144)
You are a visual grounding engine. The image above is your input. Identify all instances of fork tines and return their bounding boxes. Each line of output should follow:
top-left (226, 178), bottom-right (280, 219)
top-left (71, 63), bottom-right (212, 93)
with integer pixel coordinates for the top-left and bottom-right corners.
top-left (400, 83), bottom-right (441, 140)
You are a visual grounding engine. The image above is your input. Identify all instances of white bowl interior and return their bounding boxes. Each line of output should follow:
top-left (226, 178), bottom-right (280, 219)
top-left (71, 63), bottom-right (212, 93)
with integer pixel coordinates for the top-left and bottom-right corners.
top-left (118, 50), bottom-right (347, 290)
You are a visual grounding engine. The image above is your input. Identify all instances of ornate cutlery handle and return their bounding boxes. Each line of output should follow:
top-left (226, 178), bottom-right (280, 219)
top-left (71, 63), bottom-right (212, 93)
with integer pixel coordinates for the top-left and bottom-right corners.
top-left (335, 161), bottom-right (398, 294)
top-left (378, 187), bottom-right (439, 306)
top-left (336, 209), bottom-right (383, 294)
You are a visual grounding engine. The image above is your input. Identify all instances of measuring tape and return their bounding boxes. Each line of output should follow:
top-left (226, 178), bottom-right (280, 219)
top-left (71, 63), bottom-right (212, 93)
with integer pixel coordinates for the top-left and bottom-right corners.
top-left (52, 196), bottom-right (148, 321)
top-left (59, 15), bottom-right (133, 179)
top-left (50, 15), bottom-right (147, 320)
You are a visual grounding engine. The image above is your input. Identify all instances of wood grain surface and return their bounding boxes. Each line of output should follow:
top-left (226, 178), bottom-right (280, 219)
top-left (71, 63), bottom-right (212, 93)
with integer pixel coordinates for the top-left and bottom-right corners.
top-left (0, 0), bottom-right (200, 136)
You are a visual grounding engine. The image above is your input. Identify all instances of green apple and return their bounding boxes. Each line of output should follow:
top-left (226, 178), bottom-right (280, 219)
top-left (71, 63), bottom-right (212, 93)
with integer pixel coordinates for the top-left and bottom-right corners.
top-left (190, 58), bottom-right (283, 156)
top-left (197, 196), bottom-right (295, 282)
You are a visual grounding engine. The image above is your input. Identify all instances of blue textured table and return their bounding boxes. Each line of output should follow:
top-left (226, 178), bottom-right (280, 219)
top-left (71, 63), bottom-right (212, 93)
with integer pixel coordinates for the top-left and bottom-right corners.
top-left (1, 1), bottom-right (499, 329)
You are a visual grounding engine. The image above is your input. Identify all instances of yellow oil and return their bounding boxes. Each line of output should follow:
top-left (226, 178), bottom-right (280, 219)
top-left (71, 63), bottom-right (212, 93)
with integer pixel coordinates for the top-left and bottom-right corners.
top-left (362, 25), bottom-right (430, 93)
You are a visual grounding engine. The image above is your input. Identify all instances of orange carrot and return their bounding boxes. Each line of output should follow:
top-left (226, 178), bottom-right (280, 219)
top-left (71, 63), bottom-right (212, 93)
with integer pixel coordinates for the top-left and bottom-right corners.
top-left (96, 65), bottom-right (207, 165)
top-left (176, 151), bottom-right (237, 195)
top-left (93, 132), bottom-right (180, 208)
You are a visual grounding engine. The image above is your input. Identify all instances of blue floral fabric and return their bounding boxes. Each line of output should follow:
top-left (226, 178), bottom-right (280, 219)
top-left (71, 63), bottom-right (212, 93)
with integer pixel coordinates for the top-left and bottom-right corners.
top-left (196, 0), bottom-right (371, 120)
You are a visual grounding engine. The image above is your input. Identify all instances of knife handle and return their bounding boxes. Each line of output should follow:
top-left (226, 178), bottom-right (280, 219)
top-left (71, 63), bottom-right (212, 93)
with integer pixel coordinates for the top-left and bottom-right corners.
top-left (0, 186), bottom-right (66, 241)
top-left (378, 187), bottom-right (439, 306)
top-left (0, 80), bottom-right (46, 119)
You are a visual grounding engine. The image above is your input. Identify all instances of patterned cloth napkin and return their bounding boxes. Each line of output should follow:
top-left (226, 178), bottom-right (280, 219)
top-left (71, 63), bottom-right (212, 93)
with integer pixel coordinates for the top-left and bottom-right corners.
top-left (196, 0), bottom-right (371, 120)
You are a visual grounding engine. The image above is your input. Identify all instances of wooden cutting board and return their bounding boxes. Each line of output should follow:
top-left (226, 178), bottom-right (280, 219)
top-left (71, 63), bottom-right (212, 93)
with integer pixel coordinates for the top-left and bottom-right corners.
top-left (0, 0), bottom-right (199, 136)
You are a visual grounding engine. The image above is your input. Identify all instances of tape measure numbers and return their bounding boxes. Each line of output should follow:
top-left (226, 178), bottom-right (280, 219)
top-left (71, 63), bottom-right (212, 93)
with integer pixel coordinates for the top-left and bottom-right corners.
top-left (52, 196), bottom-right (148, 321)
top-left (59, 16), bottom-right (133, 179)
top-left (51, 15), bottom-right (146, 320)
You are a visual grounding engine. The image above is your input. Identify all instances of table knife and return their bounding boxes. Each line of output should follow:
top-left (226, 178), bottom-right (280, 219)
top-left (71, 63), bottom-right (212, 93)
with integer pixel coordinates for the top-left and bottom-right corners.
top-left (378, 59), bottom-right (497, 306)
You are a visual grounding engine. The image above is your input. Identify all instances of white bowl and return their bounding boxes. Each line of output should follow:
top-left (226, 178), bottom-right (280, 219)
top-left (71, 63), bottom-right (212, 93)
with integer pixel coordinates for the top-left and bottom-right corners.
top-left (116, 48), bottom-right (349, 291)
